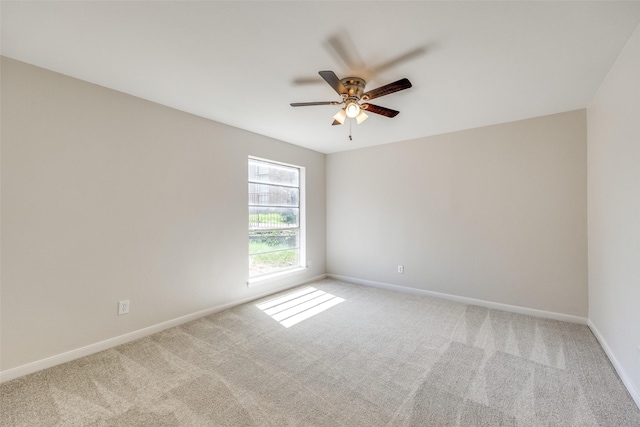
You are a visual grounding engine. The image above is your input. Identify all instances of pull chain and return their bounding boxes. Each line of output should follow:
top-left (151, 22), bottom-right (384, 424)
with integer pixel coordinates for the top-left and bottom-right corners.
top-left (348, 118), bottom-right (353, 141)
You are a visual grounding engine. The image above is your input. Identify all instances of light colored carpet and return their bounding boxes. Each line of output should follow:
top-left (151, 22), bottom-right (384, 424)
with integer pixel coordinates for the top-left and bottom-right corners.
top-left (1, 278), bottom-right (639, 426)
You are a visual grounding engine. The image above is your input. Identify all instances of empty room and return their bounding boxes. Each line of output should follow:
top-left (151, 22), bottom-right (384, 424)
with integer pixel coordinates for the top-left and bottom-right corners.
top-left (1, 1), bottom-right (639, 425)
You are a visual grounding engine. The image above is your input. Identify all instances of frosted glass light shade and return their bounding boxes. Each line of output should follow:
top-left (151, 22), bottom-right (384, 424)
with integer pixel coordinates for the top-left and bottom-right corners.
top-left (333, 109), bottom-right (346, 124)
top-left (345, 102), bottom-right (360, 118)
top-left (356, 111), bottom-right (368, 124)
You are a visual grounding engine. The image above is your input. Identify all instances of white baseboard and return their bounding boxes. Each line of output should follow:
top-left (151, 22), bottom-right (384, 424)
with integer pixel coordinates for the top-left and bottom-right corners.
top-left (327, 274), bottom-right (588, 324)
top-left (588, 320), bottom-right (640, 409)
top-left (0, 274), bottom-right (326, 384)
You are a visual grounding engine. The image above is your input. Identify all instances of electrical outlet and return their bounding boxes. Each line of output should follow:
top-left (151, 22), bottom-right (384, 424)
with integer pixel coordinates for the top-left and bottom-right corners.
top-left (397, 265), bottom-right (404, 274)
top-left (118, 300), bottom-right (130, 315)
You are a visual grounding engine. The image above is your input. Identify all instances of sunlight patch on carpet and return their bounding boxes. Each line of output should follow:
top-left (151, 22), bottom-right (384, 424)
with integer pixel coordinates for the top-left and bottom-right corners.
top-left (256, 287), bottom-right (344, 328)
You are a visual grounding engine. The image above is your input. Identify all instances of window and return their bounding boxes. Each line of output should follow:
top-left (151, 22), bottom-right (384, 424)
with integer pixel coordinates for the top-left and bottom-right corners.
top-left (248, 157), bottom-right (305, 279)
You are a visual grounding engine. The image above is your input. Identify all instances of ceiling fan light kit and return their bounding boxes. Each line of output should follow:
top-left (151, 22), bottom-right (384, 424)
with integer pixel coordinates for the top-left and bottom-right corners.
top-left (290, 70), bottom-right (412, 133)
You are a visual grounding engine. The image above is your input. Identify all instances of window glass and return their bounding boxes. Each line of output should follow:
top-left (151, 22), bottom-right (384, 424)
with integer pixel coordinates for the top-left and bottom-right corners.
top-left (249, 158), bottom-right (304, 278)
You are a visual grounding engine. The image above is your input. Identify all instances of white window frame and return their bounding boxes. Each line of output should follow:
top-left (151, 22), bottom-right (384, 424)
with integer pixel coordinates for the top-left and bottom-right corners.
top-left (247, 156), bottom-right (306, 286)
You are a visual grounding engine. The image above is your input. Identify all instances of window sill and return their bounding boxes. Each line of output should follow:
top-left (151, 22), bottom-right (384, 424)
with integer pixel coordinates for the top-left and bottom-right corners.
top-left (247, 266), bottom-right (308, 288)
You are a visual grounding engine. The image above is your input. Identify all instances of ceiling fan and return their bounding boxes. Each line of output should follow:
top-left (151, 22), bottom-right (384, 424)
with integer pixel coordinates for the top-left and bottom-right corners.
top-left (291, 71), bottom-right (412, 126)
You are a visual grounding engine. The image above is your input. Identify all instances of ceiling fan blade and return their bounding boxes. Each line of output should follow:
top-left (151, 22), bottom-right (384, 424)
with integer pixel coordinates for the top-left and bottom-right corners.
top-left (327, 32), bottom-right (364, 71)
top-left (290, 101), bottom-right (341, 107)
top-left (369, 47), bottom-right (426, 75)
top-left (292, 76), bottom-right (325, 85)
top-left (361, 103), bottom-right (400, 118)
top-left (319, 71), bottom-right (348, 95)
top-left (362, 78), bottom-right (412, 101)
top-left (332, 120), bottom-right (343, 126)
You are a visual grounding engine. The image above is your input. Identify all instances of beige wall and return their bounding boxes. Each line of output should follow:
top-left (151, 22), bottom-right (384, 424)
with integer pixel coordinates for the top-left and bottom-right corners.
top-left (588, 23), bottom-right (640, 401)
top-left (327, 110), bottom-right (588, 316)
top-left (0, 57), bottom-right (326, 371)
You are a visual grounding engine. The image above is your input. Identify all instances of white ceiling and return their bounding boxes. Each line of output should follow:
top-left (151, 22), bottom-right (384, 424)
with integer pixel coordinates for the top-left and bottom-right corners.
top-left (2, 1), bottom-right (640, 154)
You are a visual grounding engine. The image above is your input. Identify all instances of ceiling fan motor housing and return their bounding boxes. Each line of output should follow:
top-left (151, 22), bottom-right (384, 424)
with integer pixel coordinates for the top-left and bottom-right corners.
top-left (340, 77), bottom-right (367, 101)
